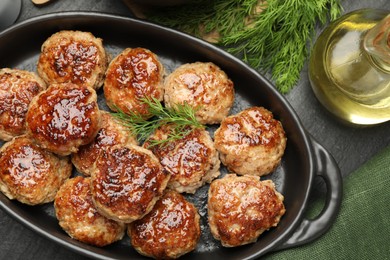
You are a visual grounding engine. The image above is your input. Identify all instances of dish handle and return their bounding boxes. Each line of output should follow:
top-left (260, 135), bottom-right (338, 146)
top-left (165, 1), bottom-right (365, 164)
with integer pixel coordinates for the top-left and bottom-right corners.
top-left (276, 136), bottom-right (343, 250)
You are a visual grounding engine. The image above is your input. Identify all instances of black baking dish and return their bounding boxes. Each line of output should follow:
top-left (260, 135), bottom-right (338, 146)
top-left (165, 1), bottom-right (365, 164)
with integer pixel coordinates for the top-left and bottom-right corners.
top-left (0, 12), bottom-right (342, 259)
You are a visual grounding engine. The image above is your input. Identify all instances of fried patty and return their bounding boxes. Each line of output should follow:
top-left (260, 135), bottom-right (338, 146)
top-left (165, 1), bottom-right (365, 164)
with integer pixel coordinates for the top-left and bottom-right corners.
top-left (37, 30), bottom-right (108, 90)
top-left (103, 47), bottom-right (165, 118)
top-left (144, 125), bottom-right (220, 194)
top-left (164, 62), bottom-right (234, 124)
top-left (90, 143), bottom-right (170, 223)
top-left (0, 135), bottom-right (71, 205)
top-left (208, 174), bottom-right (285, 247)
top-left (0, 68), bottom-right (46, 141)
top-left (214, 106), bottom-right (287, 176)
top-left (55, 176), bottom-right (126, 247)
top-left (26, 82), bottom-right (101, 156)
top-left (129, 190), bottom-right (200, 259)
top-left (71, 111), bottom-right (137, 176)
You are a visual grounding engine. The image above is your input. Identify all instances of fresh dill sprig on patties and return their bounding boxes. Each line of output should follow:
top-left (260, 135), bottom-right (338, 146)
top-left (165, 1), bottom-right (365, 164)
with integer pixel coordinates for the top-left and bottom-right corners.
top-left (112, 97), bottom-right (204, 146)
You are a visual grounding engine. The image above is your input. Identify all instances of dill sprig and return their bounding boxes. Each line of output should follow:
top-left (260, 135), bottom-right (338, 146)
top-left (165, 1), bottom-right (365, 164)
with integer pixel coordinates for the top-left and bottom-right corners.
top-left (112, 97), bottom-right (204, 146)
top-left (147, 0), bottom-right (342, 93)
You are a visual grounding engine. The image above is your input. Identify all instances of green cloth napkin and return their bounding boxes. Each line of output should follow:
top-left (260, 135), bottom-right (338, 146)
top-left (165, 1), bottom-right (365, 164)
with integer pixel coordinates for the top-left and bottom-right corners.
top-left (265, 145), bottom-right (390, 259)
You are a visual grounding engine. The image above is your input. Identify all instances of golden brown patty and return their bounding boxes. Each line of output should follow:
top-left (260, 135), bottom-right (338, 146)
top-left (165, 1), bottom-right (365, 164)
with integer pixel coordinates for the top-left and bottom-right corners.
top-left (90, 143), bottom-right (170, 223)
top-left (144, 125), bottom-right (220, 194)
top-left (54, 176), bottom-right (126, 247)
top-left (37, 30), bottom-right (108, 90)
top-left (0, 135), bottom-right (71, 205)
top-left (71, 111), bottom-right (137, 176)
top-left (26, 82), bottom-right (101, 156)
top-left (0, 68), bottom-right (46, 141)
top-left (129, 190), bottom-right (200, 259)
top-left (208, 174), bottom-right (285, 247)
top-left (103, 47), bottom-right (165, 118)
top-left (214, 106), bottom-right (287, 176)
top-left (164, 62), bottom-right (234, 124)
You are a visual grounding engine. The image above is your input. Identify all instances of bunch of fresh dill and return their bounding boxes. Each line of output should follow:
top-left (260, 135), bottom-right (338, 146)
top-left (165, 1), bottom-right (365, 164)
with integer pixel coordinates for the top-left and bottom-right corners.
top-left (146, 0), bottom-right (343, 93)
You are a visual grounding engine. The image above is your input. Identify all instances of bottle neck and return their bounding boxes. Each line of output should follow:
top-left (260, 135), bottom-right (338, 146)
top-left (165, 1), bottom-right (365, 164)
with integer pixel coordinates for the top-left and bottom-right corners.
top-left (363, 13), bottom-right (390, 72)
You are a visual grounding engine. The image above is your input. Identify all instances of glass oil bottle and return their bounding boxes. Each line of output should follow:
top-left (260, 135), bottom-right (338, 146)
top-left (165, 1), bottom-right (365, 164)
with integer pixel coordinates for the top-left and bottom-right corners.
top-left (309, 9), bottom-right (390, 125)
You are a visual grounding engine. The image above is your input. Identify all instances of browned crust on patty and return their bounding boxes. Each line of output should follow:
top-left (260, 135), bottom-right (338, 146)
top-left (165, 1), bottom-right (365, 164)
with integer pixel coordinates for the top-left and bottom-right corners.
top-left (208, 174), bottom-right (285, 247)
top-left (0, 135), bottom-right (71, 205)
top-left (0, 68), bottom-right (46, 141)
top-left (26, 82), bottom-right (101, 156)
top-left (71, 111), bottom-right (137, 176)
top-left (90, 143), bottom-right (170, 223)
top-left (144, 125), bottom-right (220, 193)
top-left (164, 62), bottom-right (234, 124)
top-left (129, 190), bottom-right (200, 259)
top-left (103, 47), bottom-right (164, 118)
top-left (37, 30), bottom-right (108, 90)
top-left (54, 176), bottom-right (126, 247)
top-left (214, 106), bottom-right (286, 176)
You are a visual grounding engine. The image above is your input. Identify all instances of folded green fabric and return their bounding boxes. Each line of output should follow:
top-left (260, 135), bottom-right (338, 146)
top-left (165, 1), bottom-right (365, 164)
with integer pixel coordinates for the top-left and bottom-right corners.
top-left (265, 145), bottom-right (390, 259)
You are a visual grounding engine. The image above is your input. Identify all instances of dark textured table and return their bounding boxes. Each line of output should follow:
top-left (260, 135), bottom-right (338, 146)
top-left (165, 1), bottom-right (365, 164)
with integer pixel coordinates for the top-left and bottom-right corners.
top-left (0, 0), bottom-right (389, 259)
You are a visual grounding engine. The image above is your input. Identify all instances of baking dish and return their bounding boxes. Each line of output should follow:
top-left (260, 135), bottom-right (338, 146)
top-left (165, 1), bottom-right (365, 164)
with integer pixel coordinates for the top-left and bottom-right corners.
top-left (0, 12), bottom-right (342, 259)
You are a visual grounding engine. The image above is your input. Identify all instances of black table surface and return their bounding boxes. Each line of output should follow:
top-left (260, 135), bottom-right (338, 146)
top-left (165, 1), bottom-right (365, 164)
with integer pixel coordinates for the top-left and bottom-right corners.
top-left (0, 0), bottom-right (389, 259)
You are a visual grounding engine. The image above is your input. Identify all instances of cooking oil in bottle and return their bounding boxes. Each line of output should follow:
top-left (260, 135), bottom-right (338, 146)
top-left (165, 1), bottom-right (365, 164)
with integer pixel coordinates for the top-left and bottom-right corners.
top-left (309, 9), bottom-right (390, 125)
